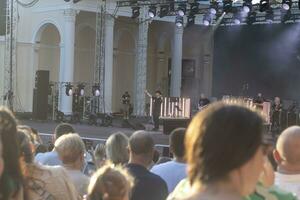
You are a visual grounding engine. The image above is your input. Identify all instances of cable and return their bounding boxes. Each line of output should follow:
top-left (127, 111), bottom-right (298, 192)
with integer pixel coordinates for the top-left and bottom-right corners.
top-left (16, 0), bottom-right (39, 8)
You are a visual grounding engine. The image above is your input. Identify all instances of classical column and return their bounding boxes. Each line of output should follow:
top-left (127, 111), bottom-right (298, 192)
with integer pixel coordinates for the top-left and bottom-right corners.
top-left (170, 26), bottom-right (183, 97)
top-left (103, 14), bottom-right (114, 113)
top-left (59, 9), bottom-right (77, 115)
top-left (134, 9), bottom-right (149, 116)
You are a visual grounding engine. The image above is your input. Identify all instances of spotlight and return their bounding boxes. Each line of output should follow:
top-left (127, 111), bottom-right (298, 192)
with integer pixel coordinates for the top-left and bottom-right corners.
top-left (243, 0), bottom-right (252, 13)
top-left (282, 10), bottom-right (292, 23)
top-left (266, 9), bottom-right (274, 23)
top-left (92, 85), bottom-right (100, 97)
top-left (282, 0), bottom-right (292, 10)
top-left (190, 3), bottom-right (199, 15)
top-left (210, 1), bottom-right (219, 15)
top-left (187, 15), bottom-right (195, 26)
top-left (223, 0), bottom-right (233, 13)
top-left (65, 83), bottom-right (73, 96)
top-left (148, 5), bottom-right (157, 18)
top-left (132, 7), bottom-right (140, 18)
top-left (77, 84), bottom-right (85, 96)
top-left (159, 5), bottom-right (169, 18)
top-left (175, 15), bottom-right (184, 27)
top-left (259, 0), bottom-right (269, 12)
top-left (246, 12), bottom-right (256, 25)
top-left (203, 14), bottom-right (212, 26)
top-left (177, 4), bottom-right (186, 16)
top-left (233, 12), bottom-right (242, 24)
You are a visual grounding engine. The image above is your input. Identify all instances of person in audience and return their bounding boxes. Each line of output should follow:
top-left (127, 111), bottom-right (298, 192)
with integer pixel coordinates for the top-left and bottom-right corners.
top-left (0, 107), bottom-right (24, 200)
top-left (273, 126), bottom-right (300, 198)
top-left (93, 143), bottom-right (106, 169)
top-left (86, 165), bottom-right (133, 200)
top-left (126, 131), bottom-right (168, 200)
top-left (106, 132), bottom-right (129, 165)
top-left (55, 133), bottom-right (90, 197)
top-left (151, 128), bottom-right (187, 193)
top-left (17, 128), bottom-right (80, 200)
top-left (184, 102), bottom-right (267, 200)
top-left (35, 123), bottom-right (75, 166)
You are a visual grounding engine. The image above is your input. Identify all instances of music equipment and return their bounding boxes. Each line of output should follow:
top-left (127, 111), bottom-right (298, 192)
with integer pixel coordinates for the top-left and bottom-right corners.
top-left (162, 118), bottom-right (191, 135)
top-left (32, 70), bottom-right (50, 120)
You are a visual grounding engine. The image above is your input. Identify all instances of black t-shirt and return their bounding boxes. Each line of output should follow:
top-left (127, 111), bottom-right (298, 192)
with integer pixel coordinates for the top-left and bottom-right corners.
top-left (122, 94), bottom-right (130, 104)
top-left (126, 163), bottom-right (168, 200)
top-left (152, 96), bottom-right (162, 113)
top-left (198, 98), bottom-right (210, 107)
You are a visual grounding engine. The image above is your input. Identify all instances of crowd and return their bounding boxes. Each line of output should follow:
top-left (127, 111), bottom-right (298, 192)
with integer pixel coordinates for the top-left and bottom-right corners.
top-left (1, 101), bottom-right (300, 200)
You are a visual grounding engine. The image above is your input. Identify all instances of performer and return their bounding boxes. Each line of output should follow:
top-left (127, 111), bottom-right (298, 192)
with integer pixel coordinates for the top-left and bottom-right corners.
top-left (271, 96), bottom-right (283, 136)
top-left (198, 93), bottom-right (210, 111)
top-left (145, 90), bottom-right (163, 131)
top-left (253, 93), bottom-right (265, 110)
top-left (121, 91), bottom-right (130, 120)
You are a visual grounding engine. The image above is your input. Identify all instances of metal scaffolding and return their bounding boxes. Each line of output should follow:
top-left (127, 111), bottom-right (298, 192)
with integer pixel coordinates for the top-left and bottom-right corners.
top-left (3, 0), bottom-right (18, 111)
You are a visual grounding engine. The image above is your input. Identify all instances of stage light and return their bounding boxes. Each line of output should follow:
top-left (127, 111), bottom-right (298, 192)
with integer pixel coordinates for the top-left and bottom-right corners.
top-left (203, 14), bottom-right (212, 26)
top-left (148, 5), bottom-right (157, 18)
top-left (223, 0), bottom-right (233, 13)
top-left (210, 1), bottom-right (218, 15)
top-left (187, 15), bottom-right (195, 26)
top-left (92, 85), bottom-right (100, 97)
top-left (77, 84), bottom-right (85, 96)
top-left (246, 12), bottom-right (256, 25)
top-left (132, 7), bottom-right (140, 18)
top-left (259, 0), bottom-right (269, 12)
top-left (190, 3), bottom-right (199, 15)
top-left (233, 12), bottom-right (241, 24)
top-left (266, 9), bottom-right (274, 23)
top-left (65, 83), bottom-right (73, 96)
top-left (175, 15), bottom-right (184, 27)
top-left (243, 0), bottom-right (252, 13)
top-left (282, 0), bottom-right (292, 10)
top-left (177, 4), bottom-right (186, 16)
top-left (159, 5), bottom-right (169, 18)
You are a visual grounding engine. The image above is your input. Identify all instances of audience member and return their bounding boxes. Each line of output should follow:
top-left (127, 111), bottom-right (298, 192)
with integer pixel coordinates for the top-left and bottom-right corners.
top-left (274, 126), bottom-right (300, 198)
top-left (184, 102), bottom-right (266, 200)
top-left (55, 133), bottom-right (90, 197)
top-left (17, 129), bottom-right (80, 200)
top-left (94, 143), bottom-right (106, 169)
top-left (151, 128), bottom-right (187, 193)
top-left (126, 131), bottom-right (168, 200)
top-left (35, 123), bottom-right (75, 166)
top-left (86, 165), bottom-right (133, 200)
top-left (0, 107), bottom-right (24, 200)
top-left (106, 132), bottom-right (129, 165)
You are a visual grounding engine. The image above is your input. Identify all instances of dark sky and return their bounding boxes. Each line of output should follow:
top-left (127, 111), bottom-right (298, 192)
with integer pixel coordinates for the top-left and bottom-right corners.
top-left (213, 23), bottom-right (300, 101)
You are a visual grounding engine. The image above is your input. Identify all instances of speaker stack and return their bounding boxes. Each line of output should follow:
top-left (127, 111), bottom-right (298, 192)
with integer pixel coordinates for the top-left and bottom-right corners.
top-left (32, 70), bottom-right (50, 120)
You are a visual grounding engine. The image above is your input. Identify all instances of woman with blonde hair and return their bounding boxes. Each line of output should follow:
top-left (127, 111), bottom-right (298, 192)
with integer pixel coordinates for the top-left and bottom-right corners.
top-left (86, 165), bottom-right (133, 200)
top-left (106, 132), bottom-right (129, 165)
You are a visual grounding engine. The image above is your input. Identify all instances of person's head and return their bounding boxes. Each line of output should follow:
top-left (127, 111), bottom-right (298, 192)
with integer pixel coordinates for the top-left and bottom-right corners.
top-left (155, 90), bottom-right (162, 97)
top-left (258, 93), bottom-right (262, 97)
top-left (55, 133), bottom-right (86, 169)
top-left (170, 128), bottom-right (186, 160)
top-left (106, 132), bottom-right (129, 165)
top-left (0, 107), bottom-right (23, 199)
top-left (125, 91), bottom-right (129, 95)
top-left (54, 123), bottom-right (75, 141)
top-left (186, 102), bottom-right (266, 196)
top-left (94, 143), bottom-right (106, 169)
top-left (87, 165), bottom-right (133, 200)
top-left (274, 97), bottom-right (280, 105)
top-left (200, 93), bottom-right (205, 99)
top-left (16, 129), bottom-right (36, 164)
top-left (128, 131), bottom-right (154, 168)
top-left (273, 126), bottom-right (300, 173)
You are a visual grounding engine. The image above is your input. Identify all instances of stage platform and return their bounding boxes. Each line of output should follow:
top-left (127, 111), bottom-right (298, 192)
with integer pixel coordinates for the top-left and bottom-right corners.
top-left (21, 120), bottom-right (169, 146)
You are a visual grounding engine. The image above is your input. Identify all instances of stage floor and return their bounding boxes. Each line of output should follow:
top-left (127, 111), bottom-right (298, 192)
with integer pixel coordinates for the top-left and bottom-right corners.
top-left (21, 120), bottom-right (169, 146)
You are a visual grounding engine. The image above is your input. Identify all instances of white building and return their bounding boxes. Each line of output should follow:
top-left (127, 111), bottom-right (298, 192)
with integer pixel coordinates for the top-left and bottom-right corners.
top-left (0, 0), bottom-right (213, 116)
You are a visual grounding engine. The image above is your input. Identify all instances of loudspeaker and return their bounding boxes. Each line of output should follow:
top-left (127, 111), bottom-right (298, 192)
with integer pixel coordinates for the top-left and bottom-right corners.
top-left (33, 70), bottom-right (49, 120)
top-left (163, 118), bottom-right (191, 135)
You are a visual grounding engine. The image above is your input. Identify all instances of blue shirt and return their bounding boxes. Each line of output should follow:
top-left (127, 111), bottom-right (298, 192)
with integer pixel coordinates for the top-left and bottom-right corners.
top-left (35, 150), bottom-right (62, 166)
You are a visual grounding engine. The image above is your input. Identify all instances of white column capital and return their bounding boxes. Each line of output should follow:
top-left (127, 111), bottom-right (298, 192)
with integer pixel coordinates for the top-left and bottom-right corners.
top-left (63, 9), bottom-right (78, 22)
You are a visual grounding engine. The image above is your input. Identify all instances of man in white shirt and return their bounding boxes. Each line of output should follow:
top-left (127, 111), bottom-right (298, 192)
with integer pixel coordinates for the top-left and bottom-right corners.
top-left (151, 128), bottom-right (187, 193)
top-left (274, 126), bottom-right (300, 198)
